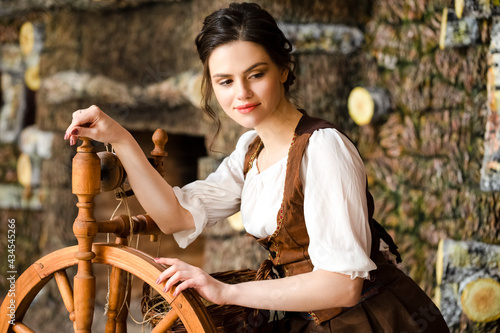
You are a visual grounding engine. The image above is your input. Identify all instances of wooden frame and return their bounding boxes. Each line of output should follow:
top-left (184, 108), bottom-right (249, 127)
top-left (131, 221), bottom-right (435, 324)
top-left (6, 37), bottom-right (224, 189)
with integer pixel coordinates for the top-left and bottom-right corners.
top-left (0, 134), bottom-right (217, 333)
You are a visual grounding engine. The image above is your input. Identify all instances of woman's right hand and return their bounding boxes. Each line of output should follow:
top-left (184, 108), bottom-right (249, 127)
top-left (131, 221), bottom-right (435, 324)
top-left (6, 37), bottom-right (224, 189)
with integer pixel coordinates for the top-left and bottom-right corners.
top-left (64, 105), bottom-right (128, 146)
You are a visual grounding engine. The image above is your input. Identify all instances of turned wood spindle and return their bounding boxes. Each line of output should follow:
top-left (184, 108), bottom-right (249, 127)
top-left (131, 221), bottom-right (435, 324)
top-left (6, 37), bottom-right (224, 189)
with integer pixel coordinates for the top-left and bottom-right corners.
top-left (105, 236), bottom-right (130, 333)
top-left (150, 129), bottom-right (168, 177)
top-left (72, 137), bottom-right (100, 333)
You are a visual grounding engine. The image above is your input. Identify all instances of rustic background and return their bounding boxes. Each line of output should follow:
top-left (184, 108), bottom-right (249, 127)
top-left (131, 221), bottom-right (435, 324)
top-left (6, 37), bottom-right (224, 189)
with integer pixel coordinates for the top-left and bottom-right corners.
top-left (0, 0), bottom-right (499, 332)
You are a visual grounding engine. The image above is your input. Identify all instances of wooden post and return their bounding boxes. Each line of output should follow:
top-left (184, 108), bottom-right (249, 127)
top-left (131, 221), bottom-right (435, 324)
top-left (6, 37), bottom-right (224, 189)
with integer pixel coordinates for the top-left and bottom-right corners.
top-left (150, 128), bottom-right (168, 178)
top-left (72, 138), bottom-right (100, 333)
top-left (149, 129), bottom-right (168, 242)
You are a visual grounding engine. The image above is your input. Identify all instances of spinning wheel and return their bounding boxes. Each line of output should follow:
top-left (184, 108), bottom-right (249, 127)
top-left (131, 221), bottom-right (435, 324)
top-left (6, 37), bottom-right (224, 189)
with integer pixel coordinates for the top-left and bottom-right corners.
top-left (0, 131), bottom-right (217, 333)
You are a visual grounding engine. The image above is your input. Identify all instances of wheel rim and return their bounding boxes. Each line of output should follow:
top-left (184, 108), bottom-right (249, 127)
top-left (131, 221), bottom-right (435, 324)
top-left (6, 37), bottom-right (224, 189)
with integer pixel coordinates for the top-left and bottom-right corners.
top-left (0, 243), bottom-right (216, 333)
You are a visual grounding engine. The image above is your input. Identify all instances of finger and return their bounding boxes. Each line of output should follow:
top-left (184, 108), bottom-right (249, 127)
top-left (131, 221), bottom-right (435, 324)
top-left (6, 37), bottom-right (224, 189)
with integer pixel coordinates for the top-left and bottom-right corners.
top-left (155, 258), bottom-right (191, 283)
top-left (65, 122), bottom-right (85, 141)
top-left (173, 279), bottom-right (196, 297)
top-left (69, 125), bottom-right (94, 138)
top-left (156, 265), bottom-right (178, 284)
top-left (154, 257), bottom-right (182, 266)
top-left (64, 118), bottom-right (80, 140)
top-left (72, 109), bottom-right (83, 119)
top-left (71, 105), bottom-right (99, 119)
top-left (65, 106), bottom-right (100, 139)
top-left (67, 126), bottom-right (95, 146)
top-left (163, 271), bottom-right (187, 293)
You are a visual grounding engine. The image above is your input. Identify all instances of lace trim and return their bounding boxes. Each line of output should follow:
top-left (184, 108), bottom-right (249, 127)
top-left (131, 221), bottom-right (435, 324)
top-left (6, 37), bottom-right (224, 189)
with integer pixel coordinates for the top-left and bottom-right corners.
top-left (247, 140), bottom-right (263, 172)
top-left (268, 133), bottom-right (298, 265)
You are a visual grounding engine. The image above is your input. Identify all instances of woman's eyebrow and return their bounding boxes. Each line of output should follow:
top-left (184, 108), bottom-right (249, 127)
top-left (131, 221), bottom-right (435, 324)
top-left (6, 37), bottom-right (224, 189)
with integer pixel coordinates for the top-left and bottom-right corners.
top-left (212, 62), bottom-right (268, 78)
top-left (243, 62), bottom-right (268, 73)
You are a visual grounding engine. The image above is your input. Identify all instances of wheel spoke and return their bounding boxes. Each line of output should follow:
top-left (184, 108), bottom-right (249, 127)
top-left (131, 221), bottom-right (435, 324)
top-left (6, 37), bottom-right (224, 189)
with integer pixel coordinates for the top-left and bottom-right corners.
top-left (11, 322), bottom-right (35, 333)
top-left (114, 273), bottom-right (131, 333)
top-left (105, 236), bottom-right (131, 333)
top-left (105, 266), bottom-right (129, 333)
top-left (151, 309), bottom-right (180, 333)
top-left (54, 270), bottom-right (76, 327)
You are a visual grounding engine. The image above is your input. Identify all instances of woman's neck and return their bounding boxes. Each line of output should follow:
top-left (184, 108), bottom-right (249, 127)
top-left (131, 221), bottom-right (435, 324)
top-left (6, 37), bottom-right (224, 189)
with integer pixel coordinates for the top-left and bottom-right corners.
top-left (254, 104), bottom-right (303, 171)
top-left (256, 105), bottom-right (301, 146)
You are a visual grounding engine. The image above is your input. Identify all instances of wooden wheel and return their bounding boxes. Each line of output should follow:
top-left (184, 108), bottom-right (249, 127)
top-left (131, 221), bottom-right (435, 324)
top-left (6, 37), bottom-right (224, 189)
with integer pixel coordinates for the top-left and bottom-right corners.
top-left (0, 243), bottom-right (217, 333)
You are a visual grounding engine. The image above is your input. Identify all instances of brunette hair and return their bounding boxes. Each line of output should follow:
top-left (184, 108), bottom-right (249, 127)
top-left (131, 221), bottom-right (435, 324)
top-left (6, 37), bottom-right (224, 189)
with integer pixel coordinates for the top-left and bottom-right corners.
top-left (195, 2), bottom-right (296, 131)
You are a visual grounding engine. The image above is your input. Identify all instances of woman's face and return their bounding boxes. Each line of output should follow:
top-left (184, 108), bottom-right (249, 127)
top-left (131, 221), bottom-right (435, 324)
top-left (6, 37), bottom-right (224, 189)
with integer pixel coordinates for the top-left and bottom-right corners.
top-left (208, 40), bottom-right (288, 129)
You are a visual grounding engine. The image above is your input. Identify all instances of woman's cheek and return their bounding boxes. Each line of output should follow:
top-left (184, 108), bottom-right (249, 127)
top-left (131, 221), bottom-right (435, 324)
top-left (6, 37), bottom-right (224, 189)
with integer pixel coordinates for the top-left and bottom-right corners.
top-left (215, 89), bottom-right (233, 112)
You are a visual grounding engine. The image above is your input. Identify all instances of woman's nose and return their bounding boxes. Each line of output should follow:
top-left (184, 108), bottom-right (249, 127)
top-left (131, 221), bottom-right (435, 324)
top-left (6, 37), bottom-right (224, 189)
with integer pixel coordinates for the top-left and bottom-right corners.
top-left (235, 81), bottom-right (252, 100)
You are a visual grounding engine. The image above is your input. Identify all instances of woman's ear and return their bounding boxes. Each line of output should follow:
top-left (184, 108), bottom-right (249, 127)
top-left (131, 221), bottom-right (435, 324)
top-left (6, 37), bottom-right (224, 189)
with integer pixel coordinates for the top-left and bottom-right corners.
top-left (280, 67), bottom-right (289, 83)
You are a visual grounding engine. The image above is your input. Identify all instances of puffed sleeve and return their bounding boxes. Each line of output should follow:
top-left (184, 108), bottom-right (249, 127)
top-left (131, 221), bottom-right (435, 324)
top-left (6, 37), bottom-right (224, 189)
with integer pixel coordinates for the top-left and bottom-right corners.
top-left (172, 130), bottom-right (258, 248)
top-left (301, 128), bottom-right (377, 279)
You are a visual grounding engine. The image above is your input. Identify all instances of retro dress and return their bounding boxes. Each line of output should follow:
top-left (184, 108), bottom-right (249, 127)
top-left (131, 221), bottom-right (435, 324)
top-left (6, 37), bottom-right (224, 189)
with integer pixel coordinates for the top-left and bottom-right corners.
top-left (171, 112), bottom-right (449, 332)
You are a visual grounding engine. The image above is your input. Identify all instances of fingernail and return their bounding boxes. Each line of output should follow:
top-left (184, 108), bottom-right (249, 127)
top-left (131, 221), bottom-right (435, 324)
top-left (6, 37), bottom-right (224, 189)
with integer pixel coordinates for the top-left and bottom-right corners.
top-left (64, 132), bottom-right (68, 140)
top-left (156, 278), bottom-right (160, 284)
top-left (163, 287), bottom-right (168, 293)
top-left (71, 129), bottom-right (79, 135)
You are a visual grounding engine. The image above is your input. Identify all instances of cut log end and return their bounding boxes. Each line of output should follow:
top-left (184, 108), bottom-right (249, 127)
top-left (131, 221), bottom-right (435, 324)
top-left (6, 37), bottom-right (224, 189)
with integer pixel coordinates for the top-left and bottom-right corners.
top-left (25, 64), bottom-right (41, 91)
top-left (348, 86), bottom-right (390, 126)
top-left (436, 238), bottom-right (444, 286)
top-left (348, 87), bottom-right (374, 126)
top-left (439, 8), bottom-right (448, 50)
top-left (19, 22), bottom-right (35, 55)
top-left (455, 0), bottom-right (464, 19)
top-left (17, 153), bottom-right (32, 188)
top-left (227, 211), bottom-right (244, 232)
top-left (461, 278), bottom-right (500, 323)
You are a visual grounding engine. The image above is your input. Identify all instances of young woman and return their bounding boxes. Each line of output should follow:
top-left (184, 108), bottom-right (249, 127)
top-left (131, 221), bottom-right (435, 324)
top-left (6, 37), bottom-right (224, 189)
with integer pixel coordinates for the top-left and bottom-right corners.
top-left (65, 3), bottom-right (449, 332)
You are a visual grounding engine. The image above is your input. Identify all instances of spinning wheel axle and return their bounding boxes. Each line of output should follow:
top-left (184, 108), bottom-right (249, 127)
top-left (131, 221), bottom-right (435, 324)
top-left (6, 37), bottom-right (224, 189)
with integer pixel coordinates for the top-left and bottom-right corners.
top-left (97, 215), bottom-right (161, 239)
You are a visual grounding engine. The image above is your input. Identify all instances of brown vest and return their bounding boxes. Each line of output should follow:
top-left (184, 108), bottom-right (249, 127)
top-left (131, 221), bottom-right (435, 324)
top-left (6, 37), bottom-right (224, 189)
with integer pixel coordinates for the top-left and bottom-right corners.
top-left (243, 112), bottom-right (382, 324)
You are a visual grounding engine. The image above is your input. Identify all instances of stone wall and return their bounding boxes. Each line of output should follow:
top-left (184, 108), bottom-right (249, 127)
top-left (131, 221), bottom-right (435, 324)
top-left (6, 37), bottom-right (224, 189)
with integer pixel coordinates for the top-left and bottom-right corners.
top-left (0, 0), bottom-right (499, 331)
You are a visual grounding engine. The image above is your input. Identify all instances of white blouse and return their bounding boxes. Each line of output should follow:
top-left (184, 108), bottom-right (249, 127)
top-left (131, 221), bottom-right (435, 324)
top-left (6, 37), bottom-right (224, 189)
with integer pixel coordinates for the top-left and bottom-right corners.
top-left (172, 128), bottom-right (377, 279)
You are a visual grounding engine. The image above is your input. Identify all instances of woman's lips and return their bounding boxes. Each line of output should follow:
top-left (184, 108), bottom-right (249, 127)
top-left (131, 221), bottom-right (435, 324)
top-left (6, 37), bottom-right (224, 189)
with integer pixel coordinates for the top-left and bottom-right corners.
top-left (235, 103), bottom-right (260, 114)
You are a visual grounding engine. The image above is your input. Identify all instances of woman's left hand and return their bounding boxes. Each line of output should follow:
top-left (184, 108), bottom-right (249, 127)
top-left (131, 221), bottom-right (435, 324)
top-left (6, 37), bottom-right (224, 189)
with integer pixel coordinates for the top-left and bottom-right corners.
top-left (154, 258), bottom-right (228, 305)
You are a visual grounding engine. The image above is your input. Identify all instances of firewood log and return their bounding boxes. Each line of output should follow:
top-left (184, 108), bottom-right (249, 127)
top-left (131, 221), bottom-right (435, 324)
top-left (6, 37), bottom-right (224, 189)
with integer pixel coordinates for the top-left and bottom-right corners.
top-left (347, 86), bottom-right (390, 126)
top-left (461, 278), bottom-right (500, 323)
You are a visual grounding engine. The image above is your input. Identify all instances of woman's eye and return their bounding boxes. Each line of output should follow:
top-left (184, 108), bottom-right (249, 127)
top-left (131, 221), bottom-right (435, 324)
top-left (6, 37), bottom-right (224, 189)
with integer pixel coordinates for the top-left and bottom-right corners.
top-left (250, 72), bottom-right (264, 79)
top-left (219, 79), bottom-right (233, 86)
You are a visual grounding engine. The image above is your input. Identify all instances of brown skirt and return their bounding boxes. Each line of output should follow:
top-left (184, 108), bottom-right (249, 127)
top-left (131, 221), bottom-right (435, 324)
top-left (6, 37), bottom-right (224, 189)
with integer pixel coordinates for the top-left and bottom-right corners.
top-left (143, 254), bottom-right (449, 332)
top-left (270, 252), bottom-right (450, 333)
